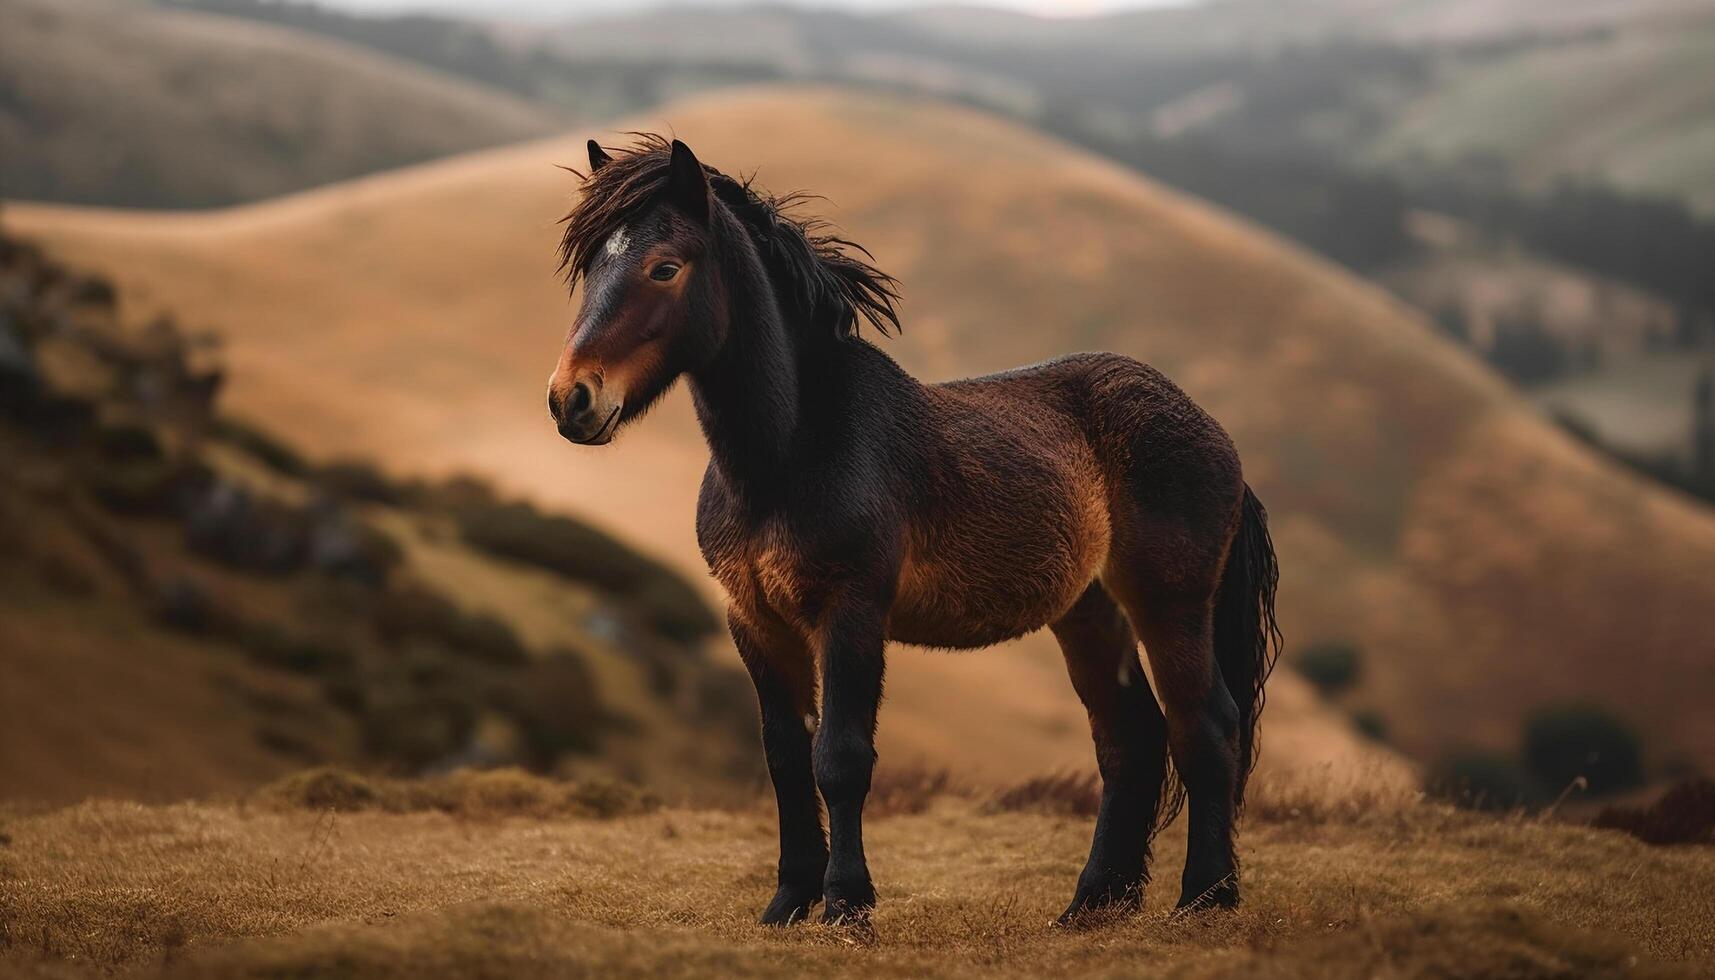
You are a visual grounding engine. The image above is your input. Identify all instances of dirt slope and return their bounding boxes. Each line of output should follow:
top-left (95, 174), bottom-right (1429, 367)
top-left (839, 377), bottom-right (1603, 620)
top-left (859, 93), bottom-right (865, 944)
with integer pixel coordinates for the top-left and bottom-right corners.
top-left (0, 0), bottom-right (559, 208)
top-left (10, 86), bottom-right (1713, 783)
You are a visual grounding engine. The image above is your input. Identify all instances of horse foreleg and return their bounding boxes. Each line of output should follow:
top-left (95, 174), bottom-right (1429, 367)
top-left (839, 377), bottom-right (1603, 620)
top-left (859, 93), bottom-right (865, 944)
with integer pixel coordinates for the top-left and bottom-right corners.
top-left (732, 610), bottom-right (826, 925)
top-left (1051, 582), bottom-right (1171, 924)
top-left (812, 603), bottom-right (886, 925)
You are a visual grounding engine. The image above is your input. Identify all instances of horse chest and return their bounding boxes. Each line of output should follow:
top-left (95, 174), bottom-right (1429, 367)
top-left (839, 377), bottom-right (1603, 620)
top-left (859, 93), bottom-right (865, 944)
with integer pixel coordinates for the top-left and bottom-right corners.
top-left (707, 522), bottom-right (820, 629)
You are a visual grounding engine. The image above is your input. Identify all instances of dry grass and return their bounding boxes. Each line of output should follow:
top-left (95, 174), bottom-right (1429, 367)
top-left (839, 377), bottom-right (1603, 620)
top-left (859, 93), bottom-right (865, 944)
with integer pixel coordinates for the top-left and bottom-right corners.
top-left (0, 773), bottom-right (1710, 978)
top-left (989, 772), bottom-right (1102, 818)
top-left (1245, 761), bottom-right (1426, 825)
top-left (252, 767), bottom-right (659, 820)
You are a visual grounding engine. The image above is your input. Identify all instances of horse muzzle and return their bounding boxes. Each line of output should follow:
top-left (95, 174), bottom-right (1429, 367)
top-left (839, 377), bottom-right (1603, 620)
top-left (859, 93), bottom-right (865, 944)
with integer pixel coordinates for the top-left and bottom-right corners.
top-left (549, 378), bottom-right (622, 446)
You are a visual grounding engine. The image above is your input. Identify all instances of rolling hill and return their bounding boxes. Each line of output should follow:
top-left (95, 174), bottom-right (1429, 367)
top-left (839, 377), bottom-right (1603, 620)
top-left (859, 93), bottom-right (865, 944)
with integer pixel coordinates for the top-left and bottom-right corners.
top-left (1372, 14), bottom-right (1715, 214)
top-left (0, 0), bottom-right (561, 208)
top-left (10, 86), bottom-right (1715, 787)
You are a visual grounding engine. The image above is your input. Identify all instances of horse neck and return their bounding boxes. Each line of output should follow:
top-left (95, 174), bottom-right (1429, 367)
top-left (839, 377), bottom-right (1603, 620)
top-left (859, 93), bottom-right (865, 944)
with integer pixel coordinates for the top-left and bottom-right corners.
top-left (688, 237), bottom-right (847, 503)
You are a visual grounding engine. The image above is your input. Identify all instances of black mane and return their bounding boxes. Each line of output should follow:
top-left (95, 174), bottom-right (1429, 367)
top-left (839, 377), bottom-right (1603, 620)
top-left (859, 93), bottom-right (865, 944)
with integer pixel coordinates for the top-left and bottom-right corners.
top-left (559, 134), bottom-right (900, 339)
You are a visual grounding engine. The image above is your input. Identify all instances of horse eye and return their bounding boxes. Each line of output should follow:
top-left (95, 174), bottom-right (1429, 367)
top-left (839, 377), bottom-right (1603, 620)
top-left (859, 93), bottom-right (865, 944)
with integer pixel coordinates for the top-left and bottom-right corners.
top-left (649, 262), bottom-right (682, 282)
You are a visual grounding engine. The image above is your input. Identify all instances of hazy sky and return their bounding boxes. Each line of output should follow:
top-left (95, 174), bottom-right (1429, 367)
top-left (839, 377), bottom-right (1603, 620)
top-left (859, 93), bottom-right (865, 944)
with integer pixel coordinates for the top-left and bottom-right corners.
top-left (314, 0), bottom-right (1188, 20)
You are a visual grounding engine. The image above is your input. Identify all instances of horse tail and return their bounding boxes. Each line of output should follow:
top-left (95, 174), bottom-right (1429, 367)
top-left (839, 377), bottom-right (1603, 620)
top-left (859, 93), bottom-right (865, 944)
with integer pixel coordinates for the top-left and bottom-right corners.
top-left (1213, 484), bottom-right (1282, 808)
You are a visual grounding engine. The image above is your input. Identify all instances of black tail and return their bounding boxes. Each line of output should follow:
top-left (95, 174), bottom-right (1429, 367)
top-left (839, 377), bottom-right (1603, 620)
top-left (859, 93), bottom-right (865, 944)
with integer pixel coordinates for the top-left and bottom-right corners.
top-left (1213, 484), bottom-right (1282, 808)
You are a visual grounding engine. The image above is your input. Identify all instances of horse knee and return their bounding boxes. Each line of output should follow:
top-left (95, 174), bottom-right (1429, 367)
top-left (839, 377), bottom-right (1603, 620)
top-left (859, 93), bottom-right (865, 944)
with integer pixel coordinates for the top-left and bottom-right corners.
top-left (813, 730), bottom-right (876, 807)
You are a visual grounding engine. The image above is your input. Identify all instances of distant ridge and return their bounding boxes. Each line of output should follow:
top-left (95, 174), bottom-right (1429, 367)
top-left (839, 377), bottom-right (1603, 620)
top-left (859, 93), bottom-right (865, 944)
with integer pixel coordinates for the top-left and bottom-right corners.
top-left (0, 0), bottom-right (561, 208)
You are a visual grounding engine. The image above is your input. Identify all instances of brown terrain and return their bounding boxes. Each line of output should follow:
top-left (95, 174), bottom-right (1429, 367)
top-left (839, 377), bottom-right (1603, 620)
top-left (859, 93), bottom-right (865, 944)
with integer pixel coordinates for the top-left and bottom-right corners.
top-left (2, 768), bottom-right (1713, 978)
top-left (11, 87), bottom-right (1715, 787)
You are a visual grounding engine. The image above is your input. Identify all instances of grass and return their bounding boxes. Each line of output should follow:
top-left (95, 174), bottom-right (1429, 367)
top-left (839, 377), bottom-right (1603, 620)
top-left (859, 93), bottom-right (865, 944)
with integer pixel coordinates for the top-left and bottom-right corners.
top-left (254, 766), bottom-right (659, 819)
top-left (0, 772), bottom-right (1710, 977)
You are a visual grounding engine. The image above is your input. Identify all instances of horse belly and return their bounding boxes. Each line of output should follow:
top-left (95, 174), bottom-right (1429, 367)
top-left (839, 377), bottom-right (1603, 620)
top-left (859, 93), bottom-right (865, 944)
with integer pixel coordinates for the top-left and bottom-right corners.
top-left (888, 473), bottom-right (1111, 650)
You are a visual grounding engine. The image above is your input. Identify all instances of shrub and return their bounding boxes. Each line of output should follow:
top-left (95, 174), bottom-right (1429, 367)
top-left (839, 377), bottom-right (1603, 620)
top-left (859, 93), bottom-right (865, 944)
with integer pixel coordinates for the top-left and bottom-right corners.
top-left (868, 766), bottom-right (956, 817)
top-left (1593, 778), bottom-right (1715, 846)
top-left (356, 680), bottom-right (478, 769)
top-left (451, 497), bottom-right (718, 642)
top-left (632, 573), bottom-right (721, 645)
top-left (503, 648), bottom-right (607, 764)
top-left (236, 621), bottom-right (355, 674)
top-left (256, 766), bottom-right (659, 818)
top-left (213, 416), bottom-right (308, 477)
top-left (1293, 641), bottom-right (1361, 695)
top-left (313, 459), bottom-right (411, 506)
top-left (988, 772), bottom-right (1101, 818)
top-left (1426, 750), bottom-right (1534, 811)
top-left (372, 585), bottom-right (529, 665)
top-left (1351, 709), bottom-right (1389, 742)
top-left (1522, 704), bottom-right (1643, 796)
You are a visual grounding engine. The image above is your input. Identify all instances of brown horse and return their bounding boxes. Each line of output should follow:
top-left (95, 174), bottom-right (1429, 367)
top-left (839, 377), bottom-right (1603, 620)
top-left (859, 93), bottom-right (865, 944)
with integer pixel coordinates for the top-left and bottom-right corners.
top-left (548, 136), bottom-right (1280, 926)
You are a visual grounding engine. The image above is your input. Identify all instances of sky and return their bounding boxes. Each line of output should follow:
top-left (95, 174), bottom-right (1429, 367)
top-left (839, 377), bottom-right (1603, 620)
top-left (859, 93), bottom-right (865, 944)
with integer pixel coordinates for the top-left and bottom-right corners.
top-left (313, 0), bottom-right (1189, 20)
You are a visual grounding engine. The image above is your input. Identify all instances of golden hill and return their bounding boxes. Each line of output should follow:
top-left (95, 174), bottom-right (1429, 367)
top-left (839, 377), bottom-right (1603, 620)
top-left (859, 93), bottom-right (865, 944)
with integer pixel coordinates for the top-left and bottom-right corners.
top-left (11, 86), bottom-right (1713, 786)
top-left (2, 771), bottom-right (1712, 977)
top-left (0, 0), bottom-right (559, 208)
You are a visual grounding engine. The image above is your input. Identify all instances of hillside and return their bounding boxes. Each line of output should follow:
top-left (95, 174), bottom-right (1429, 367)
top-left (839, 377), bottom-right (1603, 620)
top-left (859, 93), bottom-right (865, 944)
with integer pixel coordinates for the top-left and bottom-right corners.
top-left (1, 772), bottom-right (1711, 977)
top-left (0, 228), bottom-right (753, 806)
top-left (9, 87), bottom-right (1715, 788)
top-left (1373, 14), bottom-right (1715, 214)
top-left (0, 0), bottom-right (560, 208)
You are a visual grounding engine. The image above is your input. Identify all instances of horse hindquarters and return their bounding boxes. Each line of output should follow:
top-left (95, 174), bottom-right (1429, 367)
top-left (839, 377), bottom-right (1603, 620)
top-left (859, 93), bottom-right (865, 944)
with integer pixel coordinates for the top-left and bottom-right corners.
top-left (1078, 355), bottom-right (1270, 908)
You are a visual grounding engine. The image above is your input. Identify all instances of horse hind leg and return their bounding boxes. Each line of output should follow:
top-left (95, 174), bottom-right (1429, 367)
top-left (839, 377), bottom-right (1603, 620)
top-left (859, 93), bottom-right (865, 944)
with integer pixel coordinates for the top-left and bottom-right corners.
top-left (1050, 582), bottom-right (1175, 924)
top-left (1112, 577), bottom-right (1243, 910)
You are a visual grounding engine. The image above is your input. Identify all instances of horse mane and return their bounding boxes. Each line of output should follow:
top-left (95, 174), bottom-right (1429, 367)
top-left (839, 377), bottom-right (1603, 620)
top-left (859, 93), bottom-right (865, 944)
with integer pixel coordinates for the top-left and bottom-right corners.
top-left (558, 134), bottom-right (901, 339)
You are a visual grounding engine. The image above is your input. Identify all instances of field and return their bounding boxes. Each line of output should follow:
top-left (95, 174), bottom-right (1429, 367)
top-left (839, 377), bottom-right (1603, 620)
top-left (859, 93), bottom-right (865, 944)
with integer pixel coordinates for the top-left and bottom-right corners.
top-left (2, 769), bottom-right (1712, 978)
top-left (11, 86), bottom-right (1715, 784)
top-left (0, 0), bottom-right (559, 208)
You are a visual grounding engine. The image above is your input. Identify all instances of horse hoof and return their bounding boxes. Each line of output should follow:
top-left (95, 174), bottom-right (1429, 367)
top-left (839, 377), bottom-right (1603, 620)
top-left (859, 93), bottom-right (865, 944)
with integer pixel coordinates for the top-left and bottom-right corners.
top-left (820, 896), bottom-right (875, 927)
top-left (1174, 878), bottom-right (1240, 914)
top-left (758, 888), bottom-right (820, 926)
top-left (820, 899), bottom-right (876, 944)
top-left (1055, 886), bottom-right (1142, 927)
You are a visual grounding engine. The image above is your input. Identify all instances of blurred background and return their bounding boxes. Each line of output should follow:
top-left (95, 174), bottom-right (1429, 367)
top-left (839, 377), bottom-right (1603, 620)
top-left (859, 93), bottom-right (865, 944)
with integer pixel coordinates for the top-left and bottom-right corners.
top-left (3, 0), bottom-right (1713, 817)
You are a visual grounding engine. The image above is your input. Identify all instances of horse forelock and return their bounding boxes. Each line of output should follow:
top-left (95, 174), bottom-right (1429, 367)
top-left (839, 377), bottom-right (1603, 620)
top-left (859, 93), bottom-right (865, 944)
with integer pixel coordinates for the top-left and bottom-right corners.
top-left (559, 134), bottom-right (902, 339)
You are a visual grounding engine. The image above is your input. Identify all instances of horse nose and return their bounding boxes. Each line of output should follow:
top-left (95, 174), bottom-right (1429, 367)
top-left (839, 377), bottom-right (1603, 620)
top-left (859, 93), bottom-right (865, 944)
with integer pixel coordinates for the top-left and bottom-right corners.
top-left (548, 379), bottom-right (593, 423)
top-left (552, 377), bottom-right (606, 443)
top-left (567, 381), bottom-right (593, 417)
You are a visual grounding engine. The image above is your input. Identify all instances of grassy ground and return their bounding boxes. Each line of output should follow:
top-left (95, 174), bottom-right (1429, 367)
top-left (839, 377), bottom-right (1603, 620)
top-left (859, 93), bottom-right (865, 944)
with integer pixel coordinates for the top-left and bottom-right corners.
top-left (2, 770), bottom-right (1711, 978)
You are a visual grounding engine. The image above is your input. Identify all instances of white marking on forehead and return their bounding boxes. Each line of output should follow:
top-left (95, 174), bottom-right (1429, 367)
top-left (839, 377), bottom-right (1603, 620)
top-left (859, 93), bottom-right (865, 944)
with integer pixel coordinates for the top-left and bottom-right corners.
top-left (604, 226), bottom-right (631, 258)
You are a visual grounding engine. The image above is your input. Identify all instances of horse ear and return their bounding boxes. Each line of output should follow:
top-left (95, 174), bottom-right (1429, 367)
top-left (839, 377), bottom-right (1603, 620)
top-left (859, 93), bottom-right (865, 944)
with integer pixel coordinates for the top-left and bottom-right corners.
top-left (666, 139), bottom-right (710, 226)
top-left (587, 139), bottom-right (612, 173)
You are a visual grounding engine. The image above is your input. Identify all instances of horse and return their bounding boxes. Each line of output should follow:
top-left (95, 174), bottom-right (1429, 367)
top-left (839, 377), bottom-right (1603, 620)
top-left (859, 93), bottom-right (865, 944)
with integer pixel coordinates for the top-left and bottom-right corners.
top-left (547, 135), bottom-right (1281, 927)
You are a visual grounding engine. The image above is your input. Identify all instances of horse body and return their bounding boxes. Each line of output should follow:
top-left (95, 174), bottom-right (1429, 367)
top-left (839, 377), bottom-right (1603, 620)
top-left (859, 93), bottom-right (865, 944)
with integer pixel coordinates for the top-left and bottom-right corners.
top-left (549, 136), bottom-right (1279, 928)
